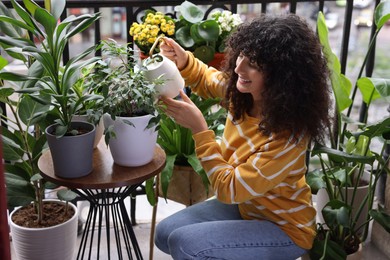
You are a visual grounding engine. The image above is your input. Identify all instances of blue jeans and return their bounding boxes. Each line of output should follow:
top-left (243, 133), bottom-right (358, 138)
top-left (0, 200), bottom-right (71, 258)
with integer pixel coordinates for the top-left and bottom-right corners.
top-left (154, 199), bottom-right (307, 260)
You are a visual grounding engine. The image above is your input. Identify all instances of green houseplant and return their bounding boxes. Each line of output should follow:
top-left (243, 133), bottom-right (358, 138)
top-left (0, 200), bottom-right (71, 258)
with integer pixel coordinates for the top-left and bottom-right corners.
top-left (307, 2), bottom-right (390, 258)
top-left (93, 39), bottom-right (162, 167)
top-left (157, 92), bottom-right (226, 205)
top-left (0, 0), bottom-right (102, 178)
top-left (0, 0), bottom-right (100, 258)
top-left (129, 1), bottom-right (242, 65)
top-left (174, 0), bottom-right (242, 64)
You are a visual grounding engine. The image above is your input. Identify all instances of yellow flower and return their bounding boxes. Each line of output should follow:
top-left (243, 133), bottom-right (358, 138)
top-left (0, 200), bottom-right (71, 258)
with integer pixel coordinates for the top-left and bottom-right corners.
top-left (129, 11), bottom-right (175, 53)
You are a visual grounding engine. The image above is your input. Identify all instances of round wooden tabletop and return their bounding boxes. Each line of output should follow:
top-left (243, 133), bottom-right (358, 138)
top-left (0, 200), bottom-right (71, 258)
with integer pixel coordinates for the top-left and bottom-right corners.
top-left (38, 141), bottom-right (166, 189)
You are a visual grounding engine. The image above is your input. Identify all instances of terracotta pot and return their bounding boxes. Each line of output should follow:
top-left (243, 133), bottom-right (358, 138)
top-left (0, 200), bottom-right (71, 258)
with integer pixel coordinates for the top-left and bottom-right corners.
top-left (9, 200), bottom-right (78, 260)
top-left (207, 52), bottom-right (225, 70)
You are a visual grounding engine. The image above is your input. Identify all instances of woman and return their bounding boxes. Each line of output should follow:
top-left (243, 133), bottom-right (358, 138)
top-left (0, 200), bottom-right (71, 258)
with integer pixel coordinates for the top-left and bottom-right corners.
top-left (156, 13), bottom-right (331, 259)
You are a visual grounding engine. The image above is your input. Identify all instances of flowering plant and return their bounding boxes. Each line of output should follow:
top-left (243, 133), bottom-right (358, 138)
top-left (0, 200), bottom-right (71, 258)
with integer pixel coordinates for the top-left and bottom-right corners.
top-left (129, 1), bottom-right (242, 63)
top-left (210, 10), bottom-right (243, 52)
top-left (174, 1), bottom-right (243, 63)
top-left (129, 10), bottom-right (175, 54)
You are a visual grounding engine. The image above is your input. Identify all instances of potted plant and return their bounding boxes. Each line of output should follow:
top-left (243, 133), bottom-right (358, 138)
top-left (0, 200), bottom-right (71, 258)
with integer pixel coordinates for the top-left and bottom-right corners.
top-left (306, 3), bottom-right (390, 258)
top-left (0, 72), bottom-right (79, 260)
top-left (174, 0), bottom-right (242, 66)
top-left (0, 0), bottom-right (101, 258)
top-left (129, 1), bottom-right (242, 68)
top-left (0, 0), bottom-right (102, 178)
top-left (95, 39), bottom-right (162, 167)
top-left (156, 92), bottom-right (226, 205)
top-left (129, 10), bottom-right (176, 56)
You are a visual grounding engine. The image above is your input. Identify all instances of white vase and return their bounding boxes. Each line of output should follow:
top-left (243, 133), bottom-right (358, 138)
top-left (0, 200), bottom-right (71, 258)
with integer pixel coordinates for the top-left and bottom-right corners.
top-left (72, 115), bottom-right (104, 148)
top-left (103, 113), bottom-right (158, 167)
top-left (9, 200), bottom-right (78, 260)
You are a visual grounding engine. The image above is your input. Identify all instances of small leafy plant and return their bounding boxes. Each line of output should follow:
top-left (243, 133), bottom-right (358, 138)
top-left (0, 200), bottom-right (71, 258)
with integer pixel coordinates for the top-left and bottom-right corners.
top-left (89, 39), bottom-right (162, 143)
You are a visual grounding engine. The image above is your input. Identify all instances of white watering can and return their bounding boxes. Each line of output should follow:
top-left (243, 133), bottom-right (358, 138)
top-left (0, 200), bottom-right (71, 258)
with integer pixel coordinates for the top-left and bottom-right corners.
top-left (143, 36), bottom-right (184, 98)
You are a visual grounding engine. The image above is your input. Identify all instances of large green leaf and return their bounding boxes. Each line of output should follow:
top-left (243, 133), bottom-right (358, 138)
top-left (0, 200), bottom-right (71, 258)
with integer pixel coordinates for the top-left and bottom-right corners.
top-left (317, 12), bottom-right (352, 113)
top-left (357, 77), bottom-right (390, 104)
top-left (175, 26), bottom-right (195, 48)
top-left (195, 20), bottom-right (219, 42)
top-left (322, 199), bottom-right (351, 228)
top-left (178, 0), bottom-right (204, 24)
top-left (311, 143), bottom-right (375, 165)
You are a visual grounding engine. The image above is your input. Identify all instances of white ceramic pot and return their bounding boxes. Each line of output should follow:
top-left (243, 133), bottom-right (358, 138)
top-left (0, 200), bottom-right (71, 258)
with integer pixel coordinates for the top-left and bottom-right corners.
top-left (143, 54), bottom-right (184, 98)
top-left (72, 115), bottom-right (104, 148)
top-left (9, 200), bottom-right (78, 260)
top-left (103, 113), bottom-right (158, 167)
top-left (315, 170), bottom-right (373, 236)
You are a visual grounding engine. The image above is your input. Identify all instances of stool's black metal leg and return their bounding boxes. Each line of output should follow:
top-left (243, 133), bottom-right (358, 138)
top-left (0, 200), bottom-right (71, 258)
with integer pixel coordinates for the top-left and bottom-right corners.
top-left (130, 193), bottom-right (137, 225)
top-left (120, 198), bottom-right (143, 259)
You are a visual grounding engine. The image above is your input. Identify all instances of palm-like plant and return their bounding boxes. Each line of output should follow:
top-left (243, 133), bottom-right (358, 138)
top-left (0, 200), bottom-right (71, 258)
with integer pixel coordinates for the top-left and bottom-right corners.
top-left (0, 0), bottom-right (101, 137)
top-left (0, 0), bottom-right (101, 223)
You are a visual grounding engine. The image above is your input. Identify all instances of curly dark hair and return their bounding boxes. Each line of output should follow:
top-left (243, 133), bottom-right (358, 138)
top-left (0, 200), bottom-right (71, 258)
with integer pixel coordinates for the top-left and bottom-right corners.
top-left (223, 14), bottom-right (332, 143)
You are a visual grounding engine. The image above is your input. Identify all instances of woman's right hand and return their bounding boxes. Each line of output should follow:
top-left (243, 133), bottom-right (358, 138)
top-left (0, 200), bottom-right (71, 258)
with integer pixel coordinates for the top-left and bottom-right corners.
top-left (160, 37), bottom-right (189, 70)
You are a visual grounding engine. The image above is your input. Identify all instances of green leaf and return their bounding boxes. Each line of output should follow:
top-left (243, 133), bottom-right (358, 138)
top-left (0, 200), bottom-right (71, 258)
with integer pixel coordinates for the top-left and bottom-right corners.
top-left (374, 0), bottom-right (390, 28)
top-left (1, 134), bottom-right (24, 161)
top-left (57, 188), bottom-right (78, 201)
top-left (317, 12), bottom-right (352, 113)
top-left (160, 154), bottom-right (176, 199)
top-left (322, 199), bottom-right (351, 228)
top-left (175, 26), bottom-right (195, 48)
top-left (145, 177), bottom-right (156, 206)
top-left (357, 77), bottom-right (389, 104)
top-left (306, 169), bottom-right (326, 194)
top-left (179, 1), bottom-right (204, 24)
top-left (0, 1), bottom-right (23, 37)
top-left (370, 206), bottom-right (390, 233)
top-left (193, 45), bottom-right (215, 64)
top-left (196, 20), bottom-right (219, 42)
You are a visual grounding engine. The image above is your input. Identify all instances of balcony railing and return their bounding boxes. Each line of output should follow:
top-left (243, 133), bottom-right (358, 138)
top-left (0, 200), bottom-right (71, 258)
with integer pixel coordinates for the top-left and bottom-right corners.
top-left (1, 0), bottom-right (387, 121)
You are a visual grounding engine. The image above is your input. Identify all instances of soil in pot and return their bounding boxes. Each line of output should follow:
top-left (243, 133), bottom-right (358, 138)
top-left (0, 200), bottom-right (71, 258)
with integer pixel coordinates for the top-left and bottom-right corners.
top-left (11, 202), bottom-right (75, 228)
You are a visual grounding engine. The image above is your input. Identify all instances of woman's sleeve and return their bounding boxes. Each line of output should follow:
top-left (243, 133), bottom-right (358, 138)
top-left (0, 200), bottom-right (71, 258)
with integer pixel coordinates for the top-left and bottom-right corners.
top-left (180, 52), bottom-right (227, 99)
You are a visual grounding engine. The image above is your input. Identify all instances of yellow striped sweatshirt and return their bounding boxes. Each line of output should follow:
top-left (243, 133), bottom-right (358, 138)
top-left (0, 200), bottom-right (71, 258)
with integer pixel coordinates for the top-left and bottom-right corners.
top-left (180, 52), bottom-right (316, 250)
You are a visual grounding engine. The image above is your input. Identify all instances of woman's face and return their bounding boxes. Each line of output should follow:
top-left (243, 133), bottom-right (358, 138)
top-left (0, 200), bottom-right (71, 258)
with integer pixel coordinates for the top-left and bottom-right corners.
top-left (234, 53), bottom-right (264, 101)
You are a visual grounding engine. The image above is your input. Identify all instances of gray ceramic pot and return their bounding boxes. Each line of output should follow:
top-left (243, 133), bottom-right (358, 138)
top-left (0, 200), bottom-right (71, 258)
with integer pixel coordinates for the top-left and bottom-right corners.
top-left (45, 121), bottom-right (95, 178)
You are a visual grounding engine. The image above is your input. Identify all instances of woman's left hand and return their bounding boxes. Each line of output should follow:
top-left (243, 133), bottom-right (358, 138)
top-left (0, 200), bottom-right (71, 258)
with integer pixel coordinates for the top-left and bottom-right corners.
top-left (159, 90), bottom-right (208, 134)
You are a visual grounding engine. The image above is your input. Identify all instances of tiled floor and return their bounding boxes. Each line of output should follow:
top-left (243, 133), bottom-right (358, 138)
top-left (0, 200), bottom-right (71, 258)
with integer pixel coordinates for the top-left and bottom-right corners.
top-left (10, 194), bottom-right (390, 260)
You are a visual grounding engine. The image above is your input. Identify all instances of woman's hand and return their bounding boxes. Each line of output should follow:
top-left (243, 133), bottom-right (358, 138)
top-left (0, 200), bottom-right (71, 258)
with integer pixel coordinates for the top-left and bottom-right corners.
top-left (159, 90), bottom-right (208, 134)
top-left (160, 38), bottom-right (189, 70)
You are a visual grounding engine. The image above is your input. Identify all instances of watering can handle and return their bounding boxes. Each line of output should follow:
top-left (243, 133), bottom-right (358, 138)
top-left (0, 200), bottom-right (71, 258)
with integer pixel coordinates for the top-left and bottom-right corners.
top-left (149, 35), bottom-right (165, 58)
